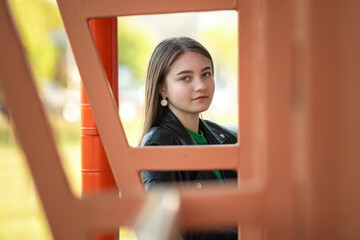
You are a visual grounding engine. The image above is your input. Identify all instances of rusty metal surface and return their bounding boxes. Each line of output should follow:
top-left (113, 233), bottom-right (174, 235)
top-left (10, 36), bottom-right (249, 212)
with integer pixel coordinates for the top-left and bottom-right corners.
top-left (1, 0), bottom-right (360, 239)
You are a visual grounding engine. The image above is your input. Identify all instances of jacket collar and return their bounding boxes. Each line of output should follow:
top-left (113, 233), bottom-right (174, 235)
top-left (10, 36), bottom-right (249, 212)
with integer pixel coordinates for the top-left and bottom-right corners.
top-left (199, 120), bottom-right (222, 144)
top-left (158, 108), bottom-right (220, 145)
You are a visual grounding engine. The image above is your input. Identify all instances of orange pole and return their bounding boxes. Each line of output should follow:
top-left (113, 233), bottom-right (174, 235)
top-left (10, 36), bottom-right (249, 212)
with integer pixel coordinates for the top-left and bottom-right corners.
top-left (81, 18), bottom-right (118, 239)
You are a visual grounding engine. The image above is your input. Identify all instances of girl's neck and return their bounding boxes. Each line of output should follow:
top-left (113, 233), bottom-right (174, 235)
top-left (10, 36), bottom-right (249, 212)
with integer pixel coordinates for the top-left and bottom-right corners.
top-left (169, 107), bottom-right (200, 133)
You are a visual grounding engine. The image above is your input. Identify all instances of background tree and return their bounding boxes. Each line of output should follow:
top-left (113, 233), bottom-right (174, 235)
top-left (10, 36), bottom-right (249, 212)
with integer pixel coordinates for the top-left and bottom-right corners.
top-left (8, 0), bottom-right (63, 87)
top-left (118, 20), bottom-right (153, 82)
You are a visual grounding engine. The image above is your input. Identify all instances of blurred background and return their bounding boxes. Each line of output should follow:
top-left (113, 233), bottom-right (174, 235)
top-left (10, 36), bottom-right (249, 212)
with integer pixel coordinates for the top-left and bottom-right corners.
top-left (0, 0), bottom-right (238, 239)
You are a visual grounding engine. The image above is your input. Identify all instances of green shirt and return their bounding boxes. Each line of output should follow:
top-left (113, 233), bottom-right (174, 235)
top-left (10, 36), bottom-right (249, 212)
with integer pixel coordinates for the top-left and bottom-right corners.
top-left (186, 128), bottom-right (223, 182)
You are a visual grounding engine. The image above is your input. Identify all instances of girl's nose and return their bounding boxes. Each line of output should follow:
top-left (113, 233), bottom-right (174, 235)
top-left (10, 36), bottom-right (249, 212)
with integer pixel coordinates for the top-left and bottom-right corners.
top-left (194, 77), bottom-right (206, 91)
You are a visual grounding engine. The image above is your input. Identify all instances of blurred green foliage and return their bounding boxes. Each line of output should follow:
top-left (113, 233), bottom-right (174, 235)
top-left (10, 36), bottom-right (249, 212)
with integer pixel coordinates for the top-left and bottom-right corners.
top-left (118, 20), bottom-right (153, 81)
top-left (200, 23), bottom-right (238, 81)
top-left (8, 0), bottom-right (62, 87)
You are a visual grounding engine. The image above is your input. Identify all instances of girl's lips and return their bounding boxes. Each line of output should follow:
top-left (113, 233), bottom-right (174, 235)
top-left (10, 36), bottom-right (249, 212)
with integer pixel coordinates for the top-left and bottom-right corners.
top-left (193, 96), bottom-right (208, 100)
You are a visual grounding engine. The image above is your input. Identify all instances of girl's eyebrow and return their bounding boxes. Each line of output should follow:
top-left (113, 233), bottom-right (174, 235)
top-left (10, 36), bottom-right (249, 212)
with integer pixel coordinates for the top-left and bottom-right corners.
top-left (176, 70), bottom-right (193, 76)
top-left (176, 66), bottom-right (212, 76)
top-left (201, 66), bottom-right (212, 72)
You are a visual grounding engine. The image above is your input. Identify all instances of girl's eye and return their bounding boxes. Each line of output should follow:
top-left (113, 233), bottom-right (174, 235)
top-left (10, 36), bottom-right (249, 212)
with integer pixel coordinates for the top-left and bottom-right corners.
top-left (180, 76), bottom-right (190, 81)
top-left (202, 72), bottom-right (212, 77)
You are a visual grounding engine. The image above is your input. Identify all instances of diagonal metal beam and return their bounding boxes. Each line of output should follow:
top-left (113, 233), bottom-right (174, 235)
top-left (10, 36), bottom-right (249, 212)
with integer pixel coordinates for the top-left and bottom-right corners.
top-left (57, 0), bottom-right (144, 193)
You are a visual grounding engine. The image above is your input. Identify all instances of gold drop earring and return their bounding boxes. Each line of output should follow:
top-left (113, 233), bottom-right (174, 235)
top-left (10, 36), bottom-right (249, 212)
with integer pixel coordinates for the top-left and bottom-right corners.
top-left (160, 95), bottom-right (168, 107)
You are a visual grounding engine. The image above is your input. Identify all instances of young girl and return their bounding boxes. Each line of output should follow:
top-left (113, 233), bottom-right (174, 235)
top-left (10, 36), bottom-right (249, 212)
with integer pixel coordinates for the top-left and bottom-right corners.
top-left (140, 37), bottom-right (237, 239)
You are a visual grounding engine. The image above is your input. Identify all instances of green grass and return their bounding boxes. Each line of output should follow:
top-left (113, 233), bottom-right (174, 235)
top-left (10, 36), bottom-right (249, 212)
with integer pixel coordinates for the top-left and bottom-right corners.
top-left (0, 115), bottom-right (141, 239)
top-left (0, 145), bottom-right (52, 239)
top-left (0, 117), bottom-right (77, 239)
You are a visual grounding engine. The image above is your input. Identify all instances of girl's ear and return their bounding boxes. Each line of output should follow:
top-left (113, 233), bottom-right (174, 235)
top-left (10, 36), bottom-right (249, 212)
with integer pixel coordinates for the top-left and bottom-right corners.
top-left (158, 84), bottom-right (166, 97)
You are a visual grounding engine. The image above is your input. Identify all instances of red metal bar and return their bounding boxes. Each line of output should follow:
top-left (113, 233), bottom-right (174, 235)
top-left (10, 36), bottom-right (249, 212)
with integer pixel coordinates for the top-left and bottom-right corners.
top-left (82, 17), bottom-right (118, 239)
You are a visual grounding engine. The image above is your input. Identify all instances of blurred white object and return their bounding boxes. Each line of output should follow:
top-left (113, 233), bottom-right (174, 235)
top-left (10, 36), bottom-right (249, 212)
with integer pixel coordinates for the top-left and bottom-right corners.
top-left (63, 102), bottom-right (80, 122)
top-left (135, 188), bottom-right (180, 240)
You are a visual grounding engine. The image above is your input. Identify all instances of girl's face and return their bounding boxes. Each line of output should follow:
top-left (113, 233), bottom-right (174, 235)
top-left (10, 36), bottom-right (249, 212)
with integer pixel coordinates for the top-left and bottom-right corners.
top-left (161, 51), bottom-right (215, 119)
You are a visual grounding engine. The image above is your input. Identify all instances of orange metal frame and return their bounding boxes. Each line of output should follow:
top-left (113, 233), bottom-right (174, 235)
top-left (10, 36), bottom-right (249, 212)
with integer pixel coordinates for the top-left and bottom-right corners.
top-left (1, 0), bottom-right (360, 239)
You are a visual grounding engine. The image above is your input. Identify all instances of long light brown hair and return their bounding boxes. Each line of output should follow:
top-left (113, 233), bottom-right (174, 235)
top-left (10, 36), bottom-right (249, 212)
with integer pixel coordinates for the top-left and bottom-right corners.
top-left (141, 37), bottom-right (214, 142)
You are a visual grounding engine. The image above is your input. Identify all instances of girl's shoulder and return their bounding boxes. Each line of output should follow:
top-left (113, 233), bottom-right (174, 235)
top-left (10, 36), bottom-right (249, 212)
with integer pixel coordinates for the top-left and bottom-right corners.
top-left (140, 125), bottom-right (180, 146)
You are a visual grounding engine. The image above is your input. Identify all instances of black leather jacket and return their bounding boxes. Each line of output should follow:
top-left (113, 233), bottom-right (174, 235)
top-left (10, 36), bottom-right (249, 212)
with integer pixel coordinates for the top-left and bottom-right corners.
top-left (141, 108), bottom-right (238, 190)
top-left (140, 109), bottom-right (238, 240)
